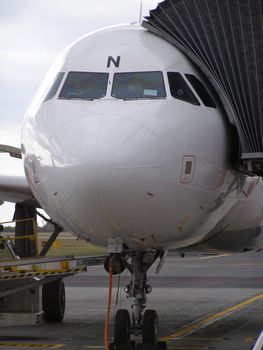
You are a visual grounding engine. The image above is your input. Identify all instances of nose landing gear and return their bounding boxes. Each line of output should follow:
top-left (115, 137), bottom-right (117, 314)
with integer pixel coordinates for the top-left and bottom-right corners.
top-left (107, 251), bottom-right (167, 350)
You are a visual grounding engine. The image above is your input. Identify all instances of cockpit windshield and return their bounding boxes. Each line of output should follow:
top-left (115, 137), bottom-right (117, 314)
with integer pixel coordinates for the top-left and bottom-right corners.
top-left (112, 71), bottom-right (166, 99)
top-left (59, 72), bottom-right (109, 100)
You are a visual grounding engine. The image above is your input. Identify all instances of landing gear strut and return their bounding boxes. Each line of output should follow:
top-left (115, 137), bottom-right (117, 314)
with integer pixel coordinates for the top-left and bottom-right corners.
top-left (107, 251), bottom-right (167, 349)
top-left (125, 251), bottom-right (157, 336)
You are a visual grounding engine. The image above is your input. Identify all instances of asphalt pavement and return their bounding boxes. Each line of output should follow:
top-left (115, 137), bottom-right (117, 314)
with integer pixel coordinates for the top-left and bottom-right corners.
top-left (0, 251), bottom-right (263, 349)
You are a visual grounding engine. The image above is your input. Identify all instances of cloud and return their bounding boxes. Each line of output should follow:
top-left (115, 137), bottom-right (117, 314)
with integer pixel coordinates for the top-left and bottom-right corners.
top-left (0, 202), bottom-right (15, 223)
top-left (30, 0), bottom-right (158, 23)
top-left (0, 50), bottom-right (57, 88)
top-left (0, 1), bottom-right (33, 20)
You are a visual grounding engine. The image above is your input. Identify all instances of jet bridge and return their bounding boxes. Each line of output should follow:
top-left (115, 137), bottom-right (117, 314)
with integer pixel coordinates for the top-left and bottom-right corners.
top-left (143, 0), bottom-right (263, 176)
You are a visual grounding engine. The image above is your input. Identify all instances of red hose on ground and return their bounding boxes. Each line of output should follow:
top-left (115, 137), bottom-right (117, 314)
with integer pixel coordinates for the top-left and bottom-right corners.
top-left (104, 257), bottom-right (113, 350)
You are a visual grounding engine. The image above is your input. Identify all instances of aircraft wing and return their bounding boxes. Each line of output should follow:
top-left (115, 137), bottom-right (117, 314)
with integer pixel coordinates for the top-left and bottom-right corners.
top-left (0, 144), bottom-right (33, 203)
top-left (0, 174), bottom-right (34, 203)
top-left (0, 144), bottom-right (21, 159)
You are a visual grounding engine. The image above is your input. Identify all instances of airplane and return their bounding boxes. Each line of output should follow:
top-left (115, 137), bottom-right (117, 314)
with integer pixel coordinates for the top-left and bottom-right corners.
top-left (1, 18), bottom-right (263, 350)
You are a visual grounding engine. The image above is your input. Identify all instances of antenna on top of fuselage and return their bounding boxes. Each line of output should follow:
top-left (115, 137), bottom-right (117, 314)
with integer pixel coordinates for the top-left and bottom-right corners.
top-left (139, 0), bottom-right (143, 25)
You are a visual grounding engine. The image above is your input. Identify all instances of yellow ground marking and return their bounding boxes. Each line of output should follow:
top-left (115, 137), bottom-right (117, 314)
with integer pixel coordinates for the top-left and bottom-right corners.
top-left (0, 343), bottom-right (64, 348)
top-left (161, 292), bottom-right (263, 342)
top-left (190, 254), bottom-right (231, 260)
top-left (184, 336), bottom-right (224, 341)
top-left (246, 336), bottom-right (256, 342)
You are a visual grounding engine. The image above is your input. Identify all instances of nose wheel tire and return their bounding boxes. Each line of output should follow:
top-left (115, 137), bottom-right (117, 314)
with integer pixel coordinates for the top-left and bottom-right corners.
top-left (114, 309), bottom-right (131, 344)
top-left (142, 309), bottom-right (159, 344)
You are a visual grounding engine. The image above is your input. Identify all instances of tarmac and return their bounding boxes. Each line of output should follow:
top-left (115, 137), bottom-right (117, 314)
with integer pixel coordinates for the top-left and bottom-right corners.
top-left (0, 251), bottom-right (263, 349)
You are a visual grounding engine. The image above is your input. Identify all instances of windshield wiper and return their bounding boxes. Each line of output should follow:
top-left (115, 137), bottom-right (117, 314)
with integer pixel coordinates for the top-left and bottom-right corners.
top-left (122, 96), bottom-right (166, 101)
top-left (62, 97), bottom-right (94, 101)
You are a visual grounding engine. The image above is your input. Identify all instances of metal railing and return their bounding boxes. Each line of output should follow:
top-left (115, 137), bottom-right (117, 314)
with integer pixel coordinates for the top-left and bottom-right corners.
top-left (0, 218), bottom-right (38, 258)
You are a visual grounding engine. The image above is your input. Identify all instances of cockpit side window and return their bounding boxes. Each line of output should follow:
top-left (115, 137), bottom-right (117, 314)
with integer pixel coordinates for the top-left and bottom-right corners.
top-left (185, 74), bottom-right (216, 108)
top-left (168, 72), bottom-right (200, 105)
top-left (59, 72), bottom-right (109, 100)
top-left (43, 72), bottom-right (65, 103)
top-left (112, 72), bottom-right (166, 99)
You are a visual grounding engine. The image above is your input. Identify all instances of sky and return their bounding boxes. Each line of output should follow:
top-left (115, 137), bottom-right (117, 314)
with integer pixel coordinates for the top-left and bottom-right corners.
top-left (0, 0), bottom-right (159, 223)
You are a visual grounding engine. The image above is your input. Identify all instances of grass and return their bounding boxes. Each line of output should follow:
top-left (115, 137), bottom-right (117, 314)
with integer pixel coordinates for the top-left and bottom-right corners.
top-left (37, 237), bottom-right (106, 257)
top-left (0, 231), bottom-right (106, 258)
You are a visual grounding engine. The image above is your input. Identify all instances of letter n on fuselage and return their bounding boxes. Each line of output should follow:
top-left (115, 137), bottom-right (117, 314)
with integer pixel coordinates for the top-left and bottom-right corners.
top-left (107, 56), bottom-right (121, 68)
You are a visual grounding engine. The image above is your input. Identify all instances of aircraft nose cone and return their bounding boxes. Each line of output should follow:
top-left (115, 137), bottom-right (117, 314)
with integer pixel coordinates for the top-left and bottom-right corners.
top-left (49, 114), bottom-right (163, 235)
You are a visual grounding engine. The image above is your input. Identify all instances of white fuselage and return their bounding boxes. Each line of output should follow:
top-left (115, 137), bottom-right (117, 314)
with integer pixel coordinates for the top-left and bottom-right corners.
top-left (22, 25), bottom-right (263, 252)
